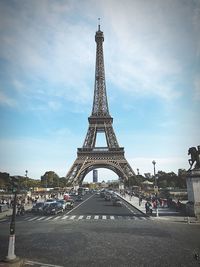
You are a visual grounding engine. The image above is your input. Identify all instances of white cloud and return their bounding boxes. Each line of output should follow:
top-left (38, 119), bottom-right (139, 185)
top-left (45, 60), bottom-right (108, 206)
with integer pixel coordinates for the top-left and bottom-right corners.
top-left (101, 0), bottom-right (199, 101)
top-left (0, 91), bottom-right (17, 107)
top-left (194, 76), bottom-right (200, 100)
top-left (1, 0), bottom-right (198, 108)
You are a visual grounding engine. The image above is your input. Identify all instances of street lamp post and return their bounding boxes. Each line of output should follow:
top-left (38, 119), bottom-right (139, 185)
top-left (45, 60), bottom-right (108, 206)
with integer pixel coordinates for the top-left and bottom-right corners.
top-left (25, 170), bottom-right (28, 189)
top-left (152, 160), bottom-right (159, 217)
top-left (5, 176), bottom-right (21, 264)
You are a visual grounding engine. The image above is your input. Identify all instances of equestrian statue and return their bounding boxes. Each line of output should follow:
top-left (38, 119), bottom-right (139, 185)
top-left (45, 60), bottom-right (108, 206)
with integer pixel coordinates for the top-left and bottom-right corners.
top-left (188, 145), bottom-right (200, 170)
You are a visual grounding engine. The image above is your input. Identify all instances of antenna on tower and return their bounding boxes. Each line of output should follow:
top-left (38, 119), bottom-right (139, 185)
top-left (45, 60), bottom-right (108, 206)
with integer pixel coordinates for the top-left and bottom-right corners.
top-left (98, 18), bottom-right (100, 31)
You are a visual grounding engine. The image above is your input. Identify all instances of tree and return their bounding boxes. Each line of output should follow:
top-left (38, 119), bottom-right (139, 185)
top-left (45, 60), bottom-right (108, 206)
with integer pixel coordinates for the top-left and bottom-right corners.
top-left (41, 171), bottom-right (60, 188)
top-left (0, 172), bottom-right (10, 189)
top-left (59, 177), bottom-right (67, 188)
top-left (157, 171), bottom-right (186, 189)
top-left (124, 174), bottom-right (145, 188)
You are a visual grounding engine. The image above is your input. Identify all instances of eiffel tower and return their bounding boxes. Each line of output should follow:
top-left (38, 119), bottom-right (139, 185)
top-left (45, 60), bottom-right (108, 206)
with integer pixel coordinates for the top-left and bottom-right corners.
top-left (66, 23), bottom-right (135, 185)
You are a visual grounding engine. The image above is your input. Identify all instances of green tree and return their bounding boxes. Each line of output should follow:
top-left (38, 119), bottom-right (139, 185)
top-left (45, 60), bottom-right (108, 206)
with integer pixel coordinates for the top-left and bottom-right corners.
top-left (0, 172), bottom-right (10, 189)
top-left (41, 171), bottom-right (60, 188)
top-left (59, 177), bottom-right (67, 188)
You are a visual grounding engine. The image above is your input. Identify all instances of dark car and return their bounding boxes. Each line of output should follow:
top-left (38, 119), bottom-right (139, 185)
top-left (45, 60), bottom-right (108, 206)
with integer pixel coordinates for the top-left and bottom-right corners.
top-left (104, 194), bottom-right (111, 201)
top-left (56, 199), bottom-right (67, 210)
top-left (100, 191), bottom-right (106, 198)
top-left (43, 202), bottom-right (64, 215)
top-left (75, 195), bottom-right (83, 202)
top-left (31, 202), bottom-right (45, 213)
top-left (112, 198), bottom-right (122, 207)
top-left (65, 199), bottom-right (74, 209)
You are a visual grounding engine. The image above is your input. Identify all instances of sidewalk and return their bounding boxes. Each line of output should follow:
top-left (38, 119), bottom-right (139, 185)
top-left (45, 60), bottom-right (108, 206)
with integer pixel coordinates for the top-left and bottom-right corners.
top-left (0, 204), bottom-right (32, 221)
top-left (116, 192), bottom-right (199, 223)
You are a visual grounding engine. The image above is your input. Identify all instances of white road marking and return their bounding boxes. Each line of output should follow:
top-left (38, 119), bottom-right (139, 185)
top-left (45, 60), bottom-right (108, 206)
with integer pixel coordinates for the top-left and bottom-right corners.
top-left (36, 216), bottom-right (46, 221)
top-left (23, 216), bottom-right (32, 220)
top-left (43, 216), bottom-right (53, 221)
top-left (24, 260), bottom-right (63, 267)
top-left (27, 216), bottom-right (39, 221)
top-left (66, 194), bottom-right (95, 215)
top-left (22, 213), bottom-right (148, 222)
top-left (53, 216), bottom-right (61, 220)
top-left (61, 215), bottom-right (69, 220)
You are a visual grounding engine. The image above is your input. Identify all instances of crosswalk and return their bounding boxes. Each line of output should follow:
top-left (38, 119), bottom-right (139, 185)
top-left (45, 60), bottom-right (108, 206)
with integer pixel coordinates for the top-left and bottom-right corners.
top-left (14, 214), bottom-right (149, 222)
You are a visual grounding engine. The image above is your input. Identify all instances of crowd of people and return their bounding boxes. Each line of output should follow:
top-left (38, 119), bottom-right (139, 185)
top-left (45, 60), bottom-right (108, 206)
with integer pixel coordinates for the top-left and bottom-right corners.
top-left (119, 189), bottom-right (182, 215)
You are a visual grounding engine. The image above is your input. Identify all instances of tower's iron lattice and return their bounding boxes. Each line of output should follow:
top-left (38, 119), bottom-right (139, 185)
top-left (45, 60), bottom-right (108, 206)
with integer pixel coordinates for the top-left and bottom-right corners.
top-left (66, 25), bottom-right (135, 185)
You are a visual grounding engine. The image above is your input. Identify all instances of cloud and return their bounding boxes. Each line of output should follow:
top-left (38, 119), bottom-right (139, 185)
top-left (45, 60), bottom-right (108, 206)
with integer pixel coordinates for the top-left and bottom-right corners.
top-left (101, 0), bottom-right (199, 100)
top-left (0, 0), bottom-right (94, 110)
top-left (0, 91), bottom-right (17, 107)
top-left (194, 76), bottom-right (200, 99)
top-left (0, 0), bottom-right (198, 111)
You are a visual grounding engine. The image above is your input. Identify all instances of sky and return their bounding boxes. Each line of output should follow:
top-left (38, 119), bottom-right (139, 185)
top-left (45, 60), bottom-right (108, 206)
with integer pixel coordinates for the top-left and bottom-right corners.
top-left (0, 0), bottom-right (199, 182)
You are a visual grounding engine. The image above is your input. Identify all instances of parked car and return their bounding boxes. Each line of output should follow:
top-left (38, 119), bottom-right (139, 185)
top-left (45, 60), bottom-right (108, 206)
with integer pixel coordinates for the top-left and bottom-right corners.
top-left (57, 200), bottom-right (67, 210)
top-left (100, 191), bottom-right (105, 198)
top-left (43, 202), bottom-right (64, 215)
top-left (43, 199), bottom-right (56, 208)
top-left (104, 194), bottom-right (111, 201)
top-left (75, 195), bottom-right (83, 202)
top-left (0, 204), bottom-right (9, 213)
top-left (65, 199), bottom-right (74, 209)
top-left (31, 202), bottom-right (45, 213)
top-left (112, 198), bottom-right (122, 207)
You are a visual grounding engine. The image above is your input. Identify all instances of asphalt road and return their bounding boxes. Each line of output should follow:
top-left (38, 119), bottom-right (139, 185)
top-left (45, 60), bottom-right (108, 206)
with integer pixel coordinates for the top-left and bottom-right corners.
top-left (0, 192), bottom-right (200, 267)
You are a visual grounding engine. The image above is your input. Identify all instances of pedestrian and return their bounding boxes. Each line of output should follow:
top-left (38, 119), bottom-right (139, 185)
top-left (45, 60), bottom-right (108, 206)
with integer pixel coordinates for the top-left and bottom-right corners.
top-left (145, 201), bottom-right (149, 213)
top-left (176, 199), bottom-right (181, 211)
top-left (139, 196), bottom-right (142, 206)
top-left (145, 201), bottom-right (152, 215)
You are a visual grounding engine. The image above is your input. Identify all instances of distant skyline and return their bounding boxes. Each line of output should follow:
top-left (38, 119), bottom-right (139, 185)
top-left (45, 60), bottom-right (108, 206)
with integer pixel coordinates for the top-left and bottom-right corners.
top-left (0, 0), bottom-right (199, 182)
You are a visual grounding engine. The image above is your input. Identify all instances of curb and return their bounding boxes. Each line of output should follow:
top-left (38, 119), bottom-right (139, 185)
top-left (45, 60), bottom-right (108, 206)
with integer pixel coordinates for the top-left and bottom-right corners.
top-left (116, 193), bottom-right (148, 216)
top-left (0, 257), bottom-right (24, 267)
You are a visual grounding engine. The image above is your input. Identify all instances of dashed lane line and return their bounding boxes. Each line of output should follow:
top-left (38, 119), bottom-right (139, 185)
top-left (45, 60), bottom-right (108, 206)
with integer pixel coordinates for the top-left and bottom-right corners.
top-left (65, 193), bottom-right (95, 215)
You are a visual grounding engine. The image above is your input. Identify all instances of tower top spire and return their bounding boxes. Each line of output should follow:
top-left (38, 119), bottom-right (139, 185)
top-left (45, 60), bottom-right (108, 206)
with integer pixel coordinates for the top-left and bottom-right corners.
top-left (98, 18), bottom-right (101, 31)
top-left (92, 20), bottom-right (109, 117)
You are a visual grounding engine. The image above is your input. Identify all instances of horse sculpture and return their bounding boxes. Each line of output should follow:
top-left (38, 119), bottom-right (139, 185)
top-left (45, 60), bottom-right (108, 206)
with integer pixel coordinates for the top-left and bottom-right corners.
top-left (188, 146), bottom-right (200, 170)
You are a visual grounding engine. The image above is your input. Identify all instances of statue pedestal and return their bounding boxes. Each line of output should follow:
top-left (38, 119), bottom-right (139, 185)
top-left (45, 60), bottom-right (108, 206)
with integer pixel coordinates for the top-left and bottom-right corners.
top-left (186, 169), bottom-right (200, 220)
